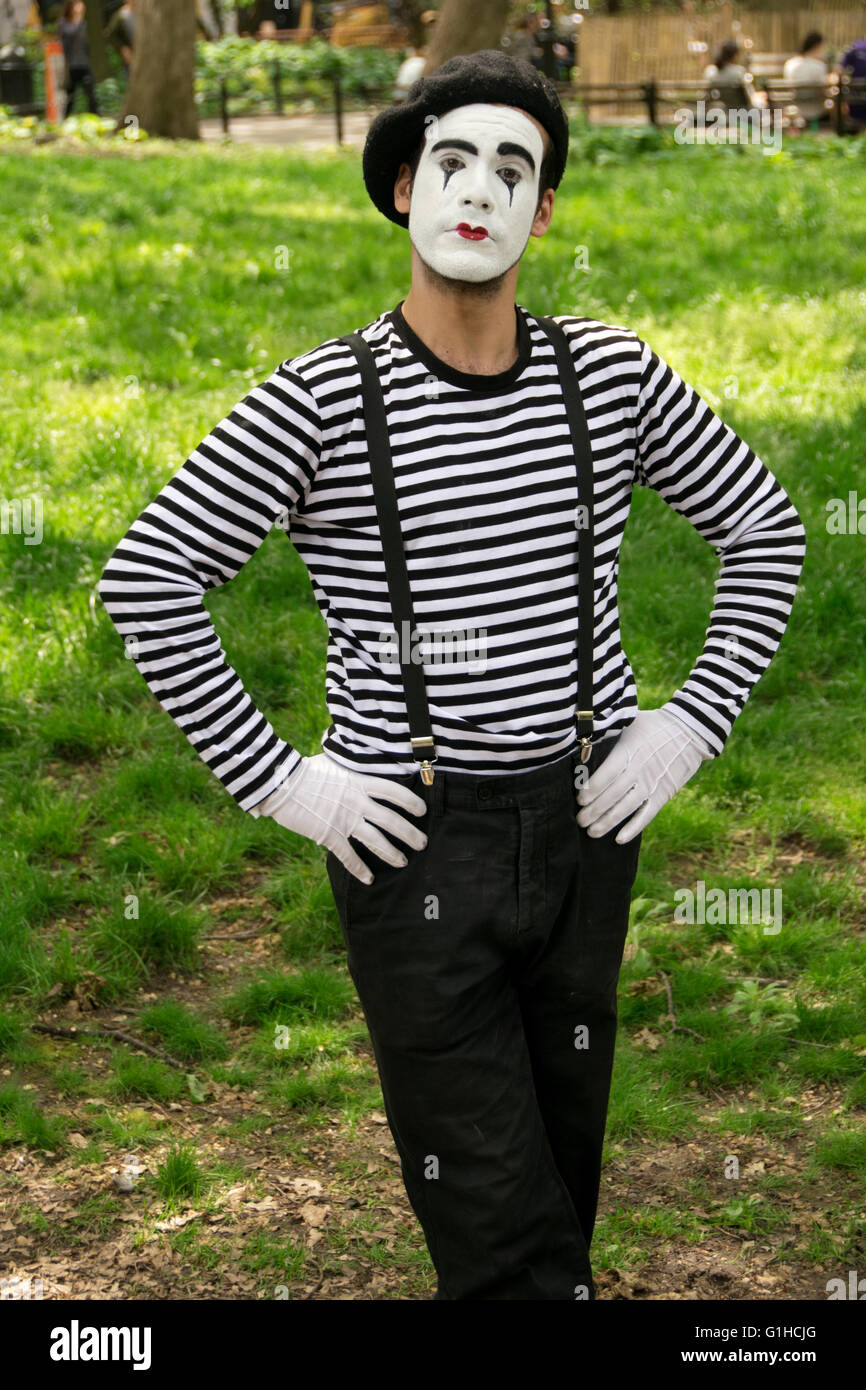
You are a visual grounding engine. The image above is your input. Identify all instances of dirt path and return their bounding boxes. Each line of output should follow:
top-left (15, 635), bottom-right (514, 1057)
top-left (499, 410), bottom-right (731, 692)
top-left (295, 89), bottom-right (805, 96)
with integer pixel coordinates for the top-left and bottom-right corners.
top-left (198, 110), bottom-right (374, 150)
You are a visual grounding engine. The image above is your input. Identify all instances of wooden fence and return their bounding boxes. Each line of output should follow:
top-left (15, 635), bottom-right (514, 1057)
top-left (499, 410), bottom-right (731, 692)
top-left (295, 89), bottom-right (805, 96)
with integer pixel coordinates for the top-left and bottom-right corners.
top-left (577, 4), bottom-right (866, 118)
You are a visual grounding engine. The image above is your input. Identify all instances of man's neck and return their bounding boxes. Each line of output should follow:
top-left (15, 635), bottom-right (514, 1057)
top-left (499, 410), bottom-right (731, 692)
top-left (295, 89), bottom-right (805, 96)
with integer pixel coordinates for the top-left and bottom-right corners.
top-left (400, 265), bottom-right (521, 377)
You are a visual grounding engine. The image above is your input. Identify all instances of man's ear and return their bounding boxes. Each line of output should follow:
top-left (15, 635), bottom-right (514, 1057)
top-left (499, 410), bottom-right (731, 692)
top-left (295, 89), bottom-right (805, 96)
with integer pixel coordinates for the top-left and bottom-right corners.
top-left (394, 161), bottom-right (412, 218)
top-left (531, 186), bottom-right (555, 238)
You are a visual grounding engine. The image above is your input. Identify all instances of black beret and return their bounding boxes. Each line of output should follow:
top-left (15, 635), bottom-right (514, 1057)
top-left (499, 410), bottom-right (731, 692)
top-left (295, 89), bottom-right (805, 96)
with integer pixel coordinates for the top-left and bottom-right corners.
top-left (363, 48), bottom-right (569, 229)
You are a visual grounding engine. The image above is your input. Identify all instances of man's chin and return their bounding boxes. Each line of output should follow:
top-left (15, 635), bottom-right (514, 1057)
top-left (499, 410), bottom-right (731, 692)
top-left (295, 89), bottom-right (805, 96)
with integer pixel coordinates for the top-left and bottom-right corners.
top-left (438, 265), bottom-right (504, 286)
top-left (413, 245), bottom-right (515, 290)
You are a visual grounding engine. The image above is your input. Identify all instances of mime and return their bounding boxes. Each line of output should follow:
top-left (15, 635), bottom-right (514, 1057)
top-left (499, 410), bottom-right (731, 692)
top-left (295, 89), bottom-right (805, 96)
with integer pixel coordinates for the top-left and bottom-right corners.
top-left (98, 51), bottom-right (806, 1299)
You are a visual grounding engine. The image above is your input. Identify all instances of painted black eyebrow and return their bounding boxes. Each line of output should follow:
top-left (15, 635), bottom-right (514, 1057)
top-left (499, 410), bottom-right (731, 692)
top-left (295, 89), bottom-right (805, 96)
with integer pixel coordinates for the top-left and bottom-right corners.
top-left (496, 142), bottom-right (536, 174)
top-left (429, 138), bottom-right (536, 174)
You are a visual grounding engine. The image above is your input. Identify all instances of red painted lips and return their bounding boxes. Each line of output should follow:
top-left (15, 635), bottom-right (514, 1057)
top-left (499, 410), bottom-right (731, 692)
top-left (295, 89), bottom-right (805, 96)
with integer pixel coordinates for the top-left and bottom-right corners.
top-left (455, 224), bottom-right (489, 240)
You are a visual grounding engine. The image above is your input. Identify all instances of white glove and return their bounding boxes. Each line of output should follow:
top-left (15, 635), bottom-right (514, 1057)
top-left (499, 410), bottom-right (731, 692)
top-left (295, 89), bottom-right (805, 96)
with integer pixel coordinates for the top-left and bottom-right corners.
top-left (576, 708), bottom-right (713, 844)
top-left (249, 753), bottom-right (428, 885)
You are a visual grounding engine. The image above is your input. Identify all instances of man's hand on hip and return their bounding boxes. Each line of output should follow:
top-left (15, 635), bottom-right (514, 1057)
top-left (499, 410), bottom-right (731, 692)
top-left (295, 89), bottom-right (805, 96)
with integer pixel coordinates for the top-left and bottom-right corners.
top-left (576, 708), bottom-right (713, 844)
top-left (250, 753), bottom-right (428, 884)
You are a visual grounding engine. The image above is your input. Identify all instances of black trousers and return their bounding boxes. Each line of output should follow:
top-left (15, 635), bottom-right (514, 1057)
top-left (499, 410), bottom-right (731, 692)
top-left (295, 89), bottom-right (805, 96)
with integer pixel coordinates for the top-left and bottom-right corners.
top-left (64, 66), bottom-right (99, 118)
top-left (326, 736), bottom-right (642, 1300)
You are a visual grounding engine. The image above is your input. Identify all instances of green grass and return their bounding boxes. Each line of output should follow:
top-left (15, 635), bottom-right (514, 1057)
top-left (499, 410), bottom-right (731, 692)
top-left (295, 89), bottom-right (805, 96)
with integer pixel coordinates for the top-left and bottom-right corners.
top-left (138, 1000), bottom-right (229, 1062)
top-left (812, 1127), bottom-right (866, 1177)
top-left (248, 1017), bottom-right (367, 1067)
top-left (0, 1082), bottom-right (66, 1151)
top-left (224, 968), bottom-right (356, 1026)
top-left (0, 1009), bottom-right (29, 1056)
top-left (0, 126), bottom-right (864, 1290)
top-left (595, 1202), bottom-right (708, 1269)
top-left (86, 1105), bottom-right (170, 1149)
top-left (266, 1056), bottom-right (359, 1112)
top-left (154, 1142), bottom-right (206, 1206)
top-left (60, 1193), bottom-right (125, 1245)
top-left (109, 1053), bottom-right (187, 1103)
top-left (237, 1232), bottom-right (310, 1290)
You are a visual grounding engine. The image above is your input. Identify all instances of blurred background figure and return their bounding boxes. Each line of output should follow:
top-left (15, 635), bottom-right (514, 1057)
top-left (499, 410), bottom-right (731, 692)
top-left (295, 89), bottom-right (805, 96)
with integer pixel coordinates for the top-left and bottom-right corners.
top-left (392, 8), bottom-right (436, 101)
top-left (506, 12), bottom-right (541, 68)
top-left (105, 0), bottom-right (136, 82)
top-left (839, 27), bottom-right (866, 129)
top-left (703, 38), bottom-right (756, 111)
top-left (57, 0), bottom-right (99, 117)
top-left (783, 31), bottom-right (828, 129)
top-left (552, 12), bottom-right (576, 83)
top-left (393, 45), bottom-right (426, 100)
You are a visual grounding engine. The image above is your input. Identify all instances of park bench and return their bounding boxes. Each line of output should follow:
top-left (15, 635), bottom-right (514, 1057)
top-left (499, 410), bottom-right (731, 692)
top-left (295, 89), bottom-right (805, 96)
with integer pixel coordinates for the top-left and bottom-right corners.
top-left (761, 77), bottom-right (833, 130)
top-left (744, 52), bottom-right (790, 80)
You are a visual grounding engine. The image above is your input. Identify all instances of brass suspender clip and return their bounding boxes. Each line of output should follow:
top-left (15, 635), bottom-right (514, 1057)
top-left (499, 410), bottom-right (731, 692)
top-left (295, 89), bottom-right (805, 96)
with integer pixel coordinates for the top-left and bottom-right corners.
top-left (410, 736), bottom-right (438, 785)
top-left (577, 711), bottom-right (594, 764)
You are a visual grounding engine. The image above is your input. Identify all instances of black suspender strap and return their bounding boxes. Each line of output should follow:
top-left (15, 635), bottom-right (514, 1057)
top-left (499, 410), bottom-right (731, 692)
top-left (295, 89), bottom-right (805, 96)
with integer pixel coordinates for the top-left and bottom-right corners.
top-left (340, 315), bottom-right (596, 777)
top-left (534, 316), bottom-right (596, 762)
top-left (341, 331), bottom-right (438, 784)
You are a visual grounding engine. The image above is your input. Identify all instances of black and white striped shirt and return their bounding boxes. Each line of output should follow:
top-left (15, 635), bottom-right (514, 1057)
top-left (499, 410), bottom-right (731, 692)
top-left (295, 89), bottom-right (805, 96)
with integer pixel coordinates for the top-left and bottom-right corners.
top-left (97, 303), bottom-right (807, 813)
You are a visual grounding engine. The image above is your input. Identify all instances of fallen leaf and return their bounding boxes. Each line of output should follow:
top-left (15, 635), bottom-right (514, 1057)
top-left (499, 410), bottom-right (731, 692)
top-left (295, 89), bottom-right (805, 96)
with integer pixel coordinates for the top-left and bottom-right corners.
top-left (153, 1211), bottom-right (201, 1232)
top-left (289, 1178), bottom-right (322, 1198)
top-left (299, 1202), bottom-right (330, 1228)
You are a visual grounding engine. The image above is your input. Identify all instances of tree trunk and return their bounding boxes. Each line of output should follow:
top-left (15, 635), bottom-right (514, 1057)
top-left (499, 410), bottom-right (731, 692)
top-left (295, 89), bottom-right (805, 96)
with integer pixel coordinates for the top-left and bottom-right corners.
top-left (84, 0), bottom-right (111, 84)
top-left (121, 0), bottom-right (200, 139)
top-left (422, 0), bottom-right (512, 74)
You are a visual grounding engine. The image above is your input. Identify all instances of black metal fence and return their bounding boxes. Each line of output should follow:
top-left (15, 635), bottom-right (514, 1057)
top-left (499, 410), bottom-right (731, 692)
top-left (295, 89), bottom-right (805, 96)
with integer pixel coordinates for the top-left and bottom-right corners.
top-left (212, 64), bottom-right (384, 141)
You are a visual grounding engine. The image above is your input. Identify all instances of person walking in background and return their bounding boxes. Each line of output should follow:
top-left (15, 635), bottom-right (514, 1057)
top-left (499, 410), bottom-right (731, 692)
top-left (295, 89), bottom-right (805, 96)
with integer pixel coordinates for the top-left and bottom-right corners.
top-left (839, 28), bottom-right (866, 129)
top-left (57, 0), bottom-right (99, 118)
top-left (783, 31), bottom-right (829, 129)
top-left (106, 0), bottom-right (136, 82)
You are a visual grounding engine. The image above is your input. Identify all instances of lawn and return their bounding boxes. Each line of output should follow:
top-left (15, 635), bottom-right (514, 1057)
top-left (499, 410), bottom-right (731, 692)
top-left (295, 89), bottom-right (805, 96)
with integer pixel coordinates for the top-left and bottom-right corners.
top-left (0, 124), bottom-right (864, 1301)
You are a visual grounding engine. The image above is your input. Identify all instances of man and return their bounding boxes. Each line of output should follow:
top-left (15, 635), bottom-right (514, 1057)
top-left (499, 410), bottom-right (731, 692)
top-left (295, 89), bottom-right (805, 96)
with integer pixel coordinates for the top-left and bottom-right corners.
top-left (783, 31), bottom-right (829, 127)
top-left (97, 52), bottom-right (806, 1300)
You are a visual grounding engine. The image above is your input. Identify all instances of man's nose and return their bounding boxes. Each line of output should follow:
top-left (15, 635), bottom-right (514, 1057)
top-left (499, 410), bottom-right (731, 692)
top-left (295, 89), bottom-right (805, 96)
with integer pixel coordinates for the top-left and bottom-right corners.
top-left (458, 166), bottom-right (494, 212)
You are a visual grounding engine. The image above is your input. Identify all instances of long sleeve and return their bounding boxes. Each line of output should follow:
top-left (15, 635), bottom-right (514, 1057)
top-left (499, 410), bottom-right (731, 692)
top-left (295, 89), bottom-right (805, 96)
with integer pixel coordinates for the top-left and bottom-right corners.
top-left (97, 363), bottom-right (322, 812)
top-left (634, 338), bottom-right (807, 755)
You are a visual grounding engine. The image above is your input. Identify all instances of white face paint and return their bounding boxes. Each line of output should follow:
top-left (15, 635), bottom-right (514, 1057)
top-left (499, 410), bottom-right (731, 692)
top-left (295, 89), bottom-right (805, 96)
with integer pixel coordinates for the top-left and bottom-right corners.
top-left (407, 103), bottom-right (546, 283)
